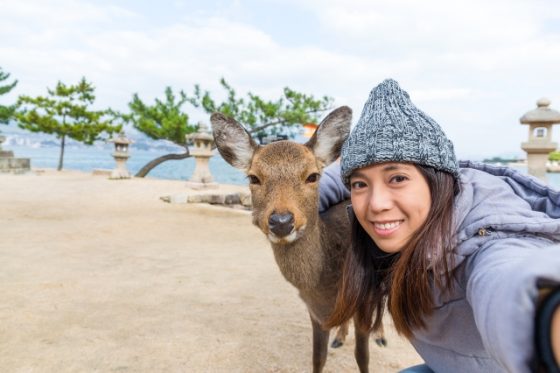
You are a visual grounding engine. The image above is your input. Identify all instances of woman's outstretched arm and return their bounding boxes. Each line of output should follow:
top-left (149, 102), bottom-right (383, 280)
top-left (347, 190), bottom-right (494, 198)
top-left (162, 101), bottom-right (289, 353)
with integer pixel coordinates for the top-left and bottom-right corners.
top-left (465, 238), bottom-right (560, 372)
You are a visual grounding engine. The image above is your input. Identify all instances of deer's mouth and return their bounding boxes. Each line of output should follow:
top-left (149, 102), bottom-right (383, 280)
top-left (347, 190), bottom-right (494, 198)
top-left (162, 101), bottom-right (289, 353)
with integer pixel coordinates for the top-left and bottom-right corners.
top-left (267, 225), bottom-right (306, 244)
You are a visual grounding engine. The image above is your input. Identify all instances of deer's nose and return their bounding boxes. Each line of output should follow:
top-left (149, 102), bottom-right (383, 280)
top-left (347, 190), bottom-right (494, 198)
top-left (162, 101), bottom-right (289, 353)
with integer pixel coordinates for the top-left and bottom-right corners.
top-left (268, 212), bottom-right (295, 237)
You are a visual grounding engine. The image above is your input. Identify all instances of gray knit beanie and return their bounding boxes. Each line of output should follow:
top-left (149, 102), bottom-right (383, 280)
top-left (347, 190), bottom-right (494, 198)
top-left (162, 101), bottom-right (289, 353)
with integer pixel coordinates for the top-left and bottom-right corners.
top-left (340, 79), bottom-right (459, 186)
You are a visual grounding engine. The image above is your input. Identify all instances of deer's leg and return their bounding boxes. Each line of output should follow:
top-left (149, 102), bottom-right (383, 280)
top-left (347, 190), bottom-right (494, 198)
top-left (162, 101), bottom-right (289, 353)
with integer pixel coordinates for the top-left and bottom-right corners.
top-left (374, 322), bottom-right (387, 347)
top-left (310, 315), bottom-right (330, 373)
top-left (331, 319), bottom-right (349, 348)
top-left (354, 316), bottom-right (370, 373)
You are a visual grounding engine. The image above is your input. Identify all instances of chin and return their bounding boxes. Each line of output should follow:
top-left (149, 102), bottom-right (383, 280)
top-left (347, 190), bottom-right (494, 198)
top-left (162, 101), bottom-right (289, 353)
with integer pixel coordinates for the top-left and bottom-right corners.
top-left (373, 240), bottom-right (404, 254)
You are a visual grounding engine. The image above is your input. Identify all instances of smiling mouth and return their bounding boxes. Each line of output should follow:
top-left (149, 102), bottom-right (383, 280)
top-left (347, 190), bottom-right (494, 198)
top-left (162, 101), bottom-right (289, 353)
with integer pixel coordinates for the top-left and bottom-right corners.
top-left (371, 220), bottom-right (404, 236)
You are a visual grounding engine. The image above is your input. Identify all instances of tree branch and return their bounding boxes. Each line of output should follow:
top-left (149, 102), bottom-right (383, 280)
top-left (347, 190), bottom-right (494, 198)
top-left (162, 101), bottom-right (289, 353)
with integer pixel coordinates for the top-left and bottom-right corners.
top-left (247, 108), bottom-right (329, 134)
top-left (135, 148), bottom-right (191, 177)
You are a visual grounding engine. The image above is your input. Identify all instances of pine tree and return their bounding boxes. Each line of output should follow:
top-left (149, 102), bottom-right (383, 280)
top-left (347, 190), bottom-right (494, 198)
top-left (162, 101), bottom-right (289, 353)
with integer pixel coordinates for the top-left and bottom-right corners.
top-left (189, 78), bottom-right (333, 139)
top-left (117, 86), bottom-right (199, 177)
top-left (119, 79), bottom-right (333, 177)
top-left (0, 67), bottom-right (18, 125)
top-left (16, 78), bottom-right (121, 170)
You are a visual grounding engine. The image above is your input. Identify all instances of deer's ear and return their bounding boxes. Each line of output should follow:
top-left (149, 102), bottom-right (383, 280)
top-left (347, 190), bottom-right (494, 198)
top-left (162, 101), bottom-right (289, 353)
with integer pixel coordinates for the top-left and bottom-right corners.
top-left (305, 106), bottom-right (352, 167)
top-left (211, 112), bottom-right (259, 171)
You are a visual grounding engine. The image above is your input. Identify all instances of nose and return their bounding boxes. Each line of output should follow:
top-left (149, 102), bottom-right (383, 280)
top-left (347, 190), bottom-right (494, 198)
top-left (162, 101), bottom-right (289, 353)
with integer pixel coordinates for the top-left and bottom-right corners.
top-left (368, 186), bottom-right (393, 213)
top-left (268, 212), bottom-right (295, 237)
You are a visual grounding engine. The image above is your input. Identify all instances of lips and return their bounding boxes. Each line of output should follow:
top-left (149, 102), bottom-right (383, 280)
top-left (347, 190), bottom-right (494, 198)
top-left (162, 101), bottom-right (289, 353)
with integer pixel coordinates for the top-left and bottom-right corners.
top-left (371, 220), bottom-right (404, 237)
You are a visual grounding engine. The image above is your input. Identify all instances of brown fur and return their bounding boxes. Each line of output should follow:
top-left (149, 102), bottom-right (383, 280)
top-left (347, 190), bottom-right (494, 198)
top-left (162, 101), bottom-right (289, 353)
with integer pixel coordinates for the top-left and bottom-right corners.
top-left (211, 107), bottom-right (377, 373)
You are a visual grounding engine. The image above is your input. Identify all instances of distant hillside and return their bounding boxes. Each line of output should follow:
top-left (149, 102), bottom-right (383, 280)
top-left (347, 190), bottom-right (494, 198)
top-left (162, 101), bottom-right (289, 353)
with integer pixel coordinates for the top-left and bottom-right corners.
top-left (482, 156), bottom-right (525, 164)
top-left (1, 124), bottom-right (183, 153)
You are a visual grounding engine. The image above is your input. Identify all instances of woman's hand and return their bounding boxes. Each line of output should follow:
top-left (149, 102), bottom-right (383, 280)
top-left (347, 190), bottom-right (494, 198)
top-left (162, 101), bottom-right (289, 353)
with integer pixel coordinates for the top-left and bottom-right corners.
top-left (536, 282), bottom-right (560, 370)
top-left (553, 307), bottom-right (560, 366)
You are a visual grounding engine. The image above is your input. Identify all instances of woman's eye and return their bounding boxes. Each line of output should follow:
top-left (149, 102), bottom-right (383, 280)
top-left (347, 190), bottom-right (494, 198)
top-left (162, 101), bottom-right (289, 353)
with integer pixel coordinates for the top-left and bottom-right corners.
top-left (350, 181), bottom-right (367, 190)
top-left (390, 175), bottom-right (408, 183)
top-left (306, 173), bottom-right (320, 183)
top-left (248, 175), bottom-right (261, 185)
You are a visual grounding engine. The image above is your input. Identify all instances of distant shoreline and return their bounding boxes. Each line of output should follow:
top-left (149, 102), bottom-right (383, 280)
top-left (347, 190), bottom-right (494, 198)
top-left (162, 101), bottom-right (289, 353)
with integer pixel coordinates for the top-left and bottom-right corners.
top-left (3, 144), bottom-right (247, 185)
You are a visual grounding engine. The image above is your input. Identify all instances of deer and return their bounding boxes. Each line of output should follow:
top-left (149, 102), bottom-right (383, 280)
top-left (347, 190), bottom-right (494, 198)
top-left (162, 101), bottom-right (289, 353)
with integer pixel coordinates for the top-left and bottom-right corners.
top-left (211, 106), bottom-right (385, 373)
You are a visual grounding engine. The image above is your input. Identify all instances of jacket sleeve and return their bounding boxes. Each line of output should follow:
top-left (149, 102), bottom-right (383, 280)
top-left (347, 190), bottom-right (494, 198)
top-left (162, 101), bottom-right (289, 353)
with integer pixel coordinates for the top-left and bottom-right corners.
top-left (319, 162), bottom-right (350, 213)
top-left (465, 236), bottom-right (560, 372)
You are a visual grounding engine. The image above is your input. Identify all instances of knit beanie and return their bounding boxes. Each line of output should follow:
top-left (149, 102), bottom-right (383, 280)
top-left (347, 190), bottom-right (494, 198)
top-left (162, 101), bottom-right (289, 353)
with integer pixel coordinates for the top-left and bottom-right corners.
top-left (340, 79), bottom-right (459, 186)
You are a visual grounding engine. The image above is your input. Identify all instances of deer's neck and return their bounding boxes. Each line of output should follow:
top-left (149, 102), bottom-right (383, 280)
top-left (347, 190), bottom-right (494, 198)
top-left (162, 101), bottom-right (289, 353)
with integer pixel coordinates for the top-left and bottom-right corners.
top-left (270, 220), bottom-right (326, 291)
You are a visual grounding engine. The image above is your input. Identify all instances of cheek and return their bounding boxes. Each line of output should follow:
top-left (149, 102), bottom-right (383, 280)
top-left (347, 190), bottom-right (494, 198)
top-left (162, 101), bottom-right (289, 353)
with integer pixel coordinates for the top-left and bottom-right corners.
top-left (413, 204), bottom-right (430, 228)
top-left (413, 189), bottom-right (431, 224)
top-left (350, 193), bottom-right (368, 222)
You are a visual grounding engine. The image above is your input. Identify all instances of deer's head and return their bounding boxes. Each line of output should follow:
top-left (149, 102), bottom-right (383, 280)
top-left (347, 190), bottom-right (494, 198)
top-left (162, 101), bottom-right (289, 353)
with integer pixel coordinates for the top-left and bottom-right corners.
top-left (211, 107), bottom-right (351, 245)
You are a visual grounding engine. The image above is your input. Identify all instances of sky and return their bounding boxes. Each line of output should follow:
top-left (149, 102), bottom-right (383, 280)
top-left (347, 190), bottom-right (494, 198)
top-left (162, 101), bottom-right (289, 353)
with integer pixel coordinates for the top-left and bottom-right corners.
top-left (2, 0), bottom-right (560, 160)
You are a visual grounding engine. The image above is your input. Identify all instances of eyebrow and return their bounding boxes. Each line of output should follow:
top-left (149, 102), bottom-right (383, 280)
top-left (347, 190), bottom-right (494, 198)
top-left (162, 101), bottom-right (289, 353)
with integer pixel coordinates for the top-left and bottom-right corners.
top-left (381, 164), bottom-right (402, 172)
top-left (351, 164), bottom-right (409, 178)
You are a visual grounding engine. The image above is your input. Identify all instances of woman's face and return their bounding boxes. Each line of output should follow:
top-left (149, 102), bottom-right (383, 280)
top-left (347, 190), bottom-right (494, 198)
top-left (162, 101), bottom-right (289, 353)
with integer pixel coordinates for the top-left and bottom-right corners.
top-left (350, 162), bottom-right (431, 254)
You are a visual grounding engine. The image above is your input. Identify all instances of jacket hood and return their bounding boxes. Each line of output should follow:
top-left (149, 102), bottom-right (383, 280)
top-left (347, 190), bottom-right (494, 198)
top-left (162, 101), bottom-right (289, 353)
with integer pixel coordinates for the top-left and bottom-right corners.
top-left (452, 161), bottom-right (560, 266)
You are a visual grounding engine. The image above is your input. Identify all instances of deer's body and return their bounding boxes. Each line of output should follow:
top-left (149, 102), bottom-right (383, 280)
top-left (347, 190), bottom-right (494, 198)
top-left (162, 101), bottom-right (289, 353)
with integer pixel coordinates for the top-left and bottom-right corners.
top-left (271, 200), bottom-right (349, 316)
top-left (211, 107), bottom-right (381, 372)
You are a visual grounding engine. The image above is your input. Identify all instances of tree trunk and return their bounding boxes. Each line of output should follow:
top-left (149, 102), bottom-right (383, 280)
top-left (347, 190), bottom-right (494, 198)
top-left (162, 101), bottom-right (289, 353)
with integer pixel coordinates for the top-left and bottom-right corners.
top-left (57, 134), bottom-right (65, 171)
top-left (135, 150), bottom-right (191, 178)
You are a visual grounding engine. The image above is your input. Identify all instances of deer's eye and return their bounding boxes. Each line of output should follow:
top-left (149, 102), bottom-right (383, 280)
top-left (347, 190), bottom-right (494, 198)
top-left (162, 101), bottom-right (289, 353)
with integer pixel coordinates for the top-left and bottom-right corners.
top-left (306, 173), bottom-right (320, 183)
top-left (248, 175), bottom-right (261, 185)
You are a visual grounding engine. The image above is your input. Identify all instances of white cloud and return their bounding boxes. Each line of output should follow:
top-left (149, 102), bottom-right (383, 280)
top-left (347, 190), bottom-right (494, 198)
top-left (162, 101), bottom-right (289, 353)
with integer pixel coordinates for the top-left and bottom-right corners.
top-left (1, 0), bottom-right (560, 160)
top-left (412, 88), bottom-right (473, 102)
top-left (302, 0), bottom-right (549, 47)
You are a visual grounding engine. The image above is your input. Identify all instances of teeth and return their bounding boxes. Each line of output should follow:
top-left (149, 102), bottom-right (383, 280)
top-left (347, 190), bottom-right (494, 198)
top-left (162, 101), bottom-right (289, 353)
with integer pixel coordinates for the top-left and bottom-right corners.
top-left (374, 221), bottom-right (401, 230)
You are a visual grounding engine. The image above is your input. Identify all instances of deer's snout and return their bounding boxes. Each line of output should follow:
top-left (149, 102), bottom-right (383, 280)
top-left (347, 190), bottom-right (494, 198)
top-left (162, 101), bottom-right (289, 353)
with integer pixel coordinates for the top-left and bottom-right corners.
top-left (268, 212), bottom-right (295, 237)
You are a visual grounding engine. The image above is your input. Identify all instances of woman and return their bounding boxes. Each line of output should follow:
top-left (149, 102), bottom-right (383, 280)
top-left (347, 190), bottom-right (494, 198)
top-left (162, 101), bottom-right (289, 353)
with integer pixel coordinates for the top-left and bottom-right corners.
top-left (320, 79), bottom-right (560, 372)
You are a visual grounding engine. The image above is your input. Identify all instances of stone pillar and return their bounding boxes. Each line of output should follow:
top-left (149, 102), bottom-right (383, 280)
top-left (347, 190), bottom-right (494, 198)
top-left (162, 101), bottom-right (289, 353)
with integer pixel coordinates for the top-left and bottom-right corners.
top-left (0, 135), bottom-right (14, 158)
top-left (0, 135), bottom-right (31, 174)
top-left (109, 132), bottom-right (133, 179)
top-left (520, 98), bottom-right (560, 182)
top-left (185, 123), bottom-right (218, 189)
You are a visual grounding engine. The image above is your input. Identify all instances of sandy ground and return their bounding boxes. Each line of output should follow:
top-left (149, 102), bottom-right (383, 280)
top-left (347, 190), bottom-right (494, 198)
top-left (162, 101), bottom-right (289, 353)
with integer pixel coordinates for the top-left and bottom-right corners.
top-left (0, 169), bottom-right (422, 372)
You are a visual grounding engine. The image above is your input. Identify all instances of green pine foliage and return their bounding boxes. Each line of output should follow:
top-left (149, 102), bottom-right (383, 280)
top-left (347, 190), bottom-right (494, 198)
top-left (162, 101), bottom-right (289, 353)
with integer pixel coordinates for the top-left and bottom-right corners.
top-left (0, 67), bottom-right (18, 125)
top-left (189, 78), bottom-right (333, 138)
top-left (16, 77), bottom-right (121, 170)
top-left (122, 78), bottom-right (333, 145)
top-left (115, 79), bottom-right (334, 177)
top-left (549, 151), bottom-right (560, 162)
top-left (123, 87), bottom-right (198, 147)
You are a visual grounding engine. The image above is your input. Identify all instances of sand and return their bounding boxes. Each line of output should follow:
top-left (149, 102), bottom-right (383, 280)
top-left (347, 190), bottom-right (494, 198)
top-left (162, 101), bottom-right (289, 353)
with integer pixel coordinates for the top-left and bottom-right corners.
top-left (0, 169), bottom-right (422, 372)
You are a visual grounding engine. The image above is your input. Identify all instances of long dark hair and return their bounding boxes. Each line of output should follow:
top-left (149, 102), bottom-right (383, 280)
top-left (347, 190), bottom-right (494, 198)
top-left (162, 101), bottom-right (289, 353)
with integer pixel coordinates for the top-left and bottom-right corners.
top-left (325, 165), bottom-right (460, 338)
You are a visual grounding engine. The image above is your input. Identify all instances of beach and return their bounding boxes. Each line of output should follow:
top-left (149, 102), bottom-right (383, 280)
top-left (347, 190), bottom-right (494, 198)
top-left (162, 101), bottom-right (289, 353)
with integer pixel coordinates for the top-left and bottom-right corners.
top-left (0, 170), bottom-right (421, 372)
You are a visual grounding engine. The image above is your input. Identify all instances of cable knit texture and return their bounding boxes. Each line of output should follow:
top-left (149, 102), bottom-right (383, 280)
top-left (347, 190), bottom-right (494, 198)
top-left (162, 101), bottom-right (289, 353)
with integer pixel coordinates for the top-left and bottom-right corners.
top-left (340, 79), bottom-right (459, 186)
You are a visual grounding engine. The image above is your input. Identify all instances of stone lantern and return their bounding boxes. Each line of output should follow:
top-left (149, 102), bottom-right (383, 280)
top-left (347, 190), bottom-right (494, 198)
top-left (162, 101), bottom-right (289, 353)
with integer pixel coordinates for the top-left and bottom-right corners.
top-left (185, 122), bottom-right (218, 189)
top-left (0, 135), bottom-right (13, 159)
top-left (0, 135), bottom-right (30, 173)
top-left (109, 131), bottom-right (134, 179)
top-left (520, 98), bottom-right (560, 181)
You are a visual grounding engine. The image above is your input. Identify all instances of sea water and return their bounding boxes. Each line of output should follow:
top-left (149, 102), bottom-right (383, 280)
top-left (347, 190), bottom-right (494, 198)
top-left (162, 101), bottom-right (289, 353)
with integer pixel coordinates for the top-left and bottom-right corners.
top-left (8, 145), bottom-right (247, 185)
top-left (6, 145), bottom-right (560, 190)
